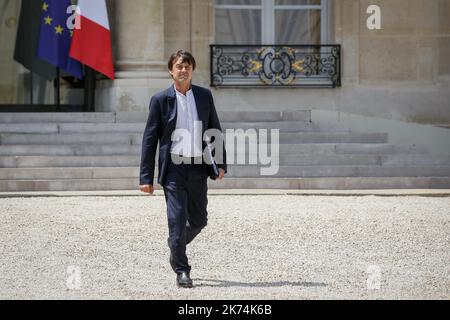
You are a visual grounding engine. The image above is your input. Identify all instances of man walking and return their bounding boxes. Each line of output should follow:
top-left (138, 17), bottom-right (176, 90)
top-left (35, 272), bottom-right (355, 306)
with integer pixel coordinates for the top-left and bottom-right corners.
top-left (139, 50), bottom-right (227, 288)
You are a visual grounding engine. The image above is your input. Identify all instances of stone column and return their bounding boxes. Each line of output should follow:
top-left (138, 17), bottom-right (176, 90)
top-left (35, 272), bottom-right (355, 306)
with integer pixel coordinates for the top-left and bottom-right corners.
top-left (97, 0), bottom-right (172, 112)
top-left (164, 0), bottom-right (214, 86)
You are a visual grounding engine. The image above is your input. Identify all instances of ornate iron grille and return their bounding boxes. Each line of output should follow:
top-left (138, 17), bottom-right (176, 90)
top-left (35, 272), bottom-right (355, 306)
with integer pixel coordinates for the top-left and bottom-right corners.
top-left (210, 45), bottom-right (341, 88)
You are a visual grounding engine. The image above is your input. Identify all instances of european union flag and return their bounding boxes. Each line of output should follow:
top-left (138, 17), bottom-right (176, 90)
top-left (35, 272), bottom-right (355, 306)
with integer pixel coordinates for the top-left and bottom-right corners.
top-left (37, 0), bottom-right (83, 79)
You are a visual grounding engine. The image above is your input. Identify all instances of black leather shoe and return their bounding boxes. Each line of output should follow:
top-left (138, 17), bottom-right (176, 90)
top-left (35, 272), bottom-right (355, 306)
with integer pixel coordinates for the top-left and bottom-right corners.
top-left (176, 272), bottom-right (193, 288)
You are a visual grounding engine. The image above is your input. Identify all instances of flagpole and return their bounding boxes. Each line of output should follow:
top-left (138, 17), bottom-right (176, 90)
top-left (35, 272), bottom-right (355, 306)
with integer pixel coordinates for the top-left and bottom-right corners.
top-left (84, 66), bottom-right (96, 112)
top-left (29, 47), bottom-right (33, 105)
top-left (55, 67), bottom-right (61, 111)
top-left (30, 71), bottom-right (34, 105)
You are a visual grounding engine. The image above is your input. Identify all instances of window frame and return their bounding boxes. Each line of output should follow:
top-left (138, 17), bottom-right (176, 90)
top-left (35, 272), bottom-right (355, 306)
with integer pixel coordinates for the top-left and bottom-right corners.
top-left (214, 0), bottom-right (330, 44)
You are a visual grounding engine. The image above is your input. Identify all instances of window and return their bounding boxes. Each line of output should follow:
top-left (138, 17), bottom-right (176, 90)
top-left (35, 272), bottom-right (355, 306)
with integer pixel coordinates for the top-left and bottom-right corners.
top-left (214, 0), bottom-right (329, 45)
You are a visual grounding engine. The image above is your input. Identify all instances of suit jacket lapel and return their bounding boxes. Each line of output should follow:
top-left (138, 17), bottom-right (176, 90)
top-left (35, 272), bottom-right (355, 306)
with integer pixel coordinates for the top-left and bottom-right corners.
top-left (166, 86), bottom-right (178, 138)
top-left (192, 85), bottom-right (207, 131)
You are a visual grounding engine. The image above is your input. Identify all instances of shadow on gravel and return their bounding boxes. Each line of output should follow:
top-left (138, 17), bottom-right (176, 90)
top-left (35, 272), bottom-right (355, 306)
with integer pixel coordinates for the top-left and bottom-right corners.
top-left (194, 279), bottom-right (328, 288)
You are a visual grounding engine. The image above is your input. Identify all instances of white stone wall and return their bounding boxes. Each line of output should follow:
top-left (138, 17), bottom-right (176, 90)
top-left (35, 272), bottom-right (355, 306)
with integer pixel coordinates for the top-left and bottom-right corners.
top-left (1, 0), bottom-right (448, 125)
top-left (100, 0), bottom-right (450, 125)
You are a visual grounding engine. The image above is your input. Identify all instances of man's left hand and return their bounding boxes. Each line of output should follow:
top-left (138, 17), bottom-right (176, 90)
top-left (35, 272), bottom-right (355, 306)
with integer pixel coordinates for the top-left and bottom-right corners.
top-left (218, 168), bottom-right (225, 180)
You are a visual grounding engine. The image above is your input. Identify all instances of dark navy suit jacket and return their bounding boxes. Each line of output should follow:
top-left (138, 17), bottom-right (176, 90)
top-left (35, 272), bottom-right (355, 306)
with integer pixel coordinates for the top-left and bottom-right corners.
top-left (139, 84), bottom-right (227, 186)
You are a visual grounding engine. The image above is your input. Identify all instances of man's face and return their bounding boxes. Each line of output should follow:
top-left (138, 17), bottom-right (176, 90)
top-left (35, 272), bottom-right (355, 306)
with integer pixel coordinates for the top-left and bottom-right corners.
top-left (169, 57), bottom-right (194, 85)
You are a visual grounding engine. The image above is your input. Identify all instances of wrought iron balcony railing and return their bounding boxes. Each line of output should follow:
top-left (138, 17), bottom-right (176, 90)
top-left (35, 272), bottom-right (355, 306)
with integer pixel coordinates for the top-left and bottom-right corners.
top-left (210, 44), bottom-right (341, 88)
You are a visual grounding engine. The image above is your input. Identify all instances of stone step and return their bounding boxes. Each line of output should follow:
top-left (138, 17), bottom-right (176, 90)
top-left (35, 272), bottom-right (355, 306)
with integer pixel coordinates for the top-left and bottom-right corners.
top-left (2, 165), bottom-right (450, 180)
top-left (0, 133), bottom-right (135, 145)
top-left (210, 177), bottom-right (450, 190)
top-left (0, 144), bottom-right (142, 156)
top-left (227, 165), bottom-right (450, 177)
top-left (222, 121), bottom-right (313, 132)
top-left (380, 154), bottom-right (450, 166)
top-left (80, 111), bottom-right (313, 123)
top-left (0, 154), bottom-right (383, 168)
top-left (221, 133), bottom-right (388, 145)
top-left (1, 177), bottom-right (449, 192)
top-left (275, 132), bottom-right (388, 144)
top-left (0, 179), bottom-right (139, 192)
top-left (0, 121), bottom-right (314, 134)
top-left (0, 167), bottom-right (138, 180)
top-left (59, 123), bottom-right (146, 134)
top-left (0, 113), bottom-right (116, 124)
top-left (65, 121), bottom-right (314, 133)
top-left (0, 124), bottom-right (59, 134)
top-left (311, 122), bottom-right (351, 132)
top-left (0, 143), bottom-right (428, 157)
top-left (335, 143), bottom-right (430, 155)
top-left (0, 132), bottom-right (388, 145)
top-left (0, 111), bottom-right (312, 124)
top-left (276, 154), bottom-right (382, 166)
top-left (99, 111), bottom-right (313, 123)
top-left (218, 111), bottom-right (311, 122)
top-left (0, 156), bottom-right (140, 168)
top-left (2, 154), bottom-right (446, 169)
top-left (0, 123), bottom-right (144, 134)
top-left (0, 111), bottom-right (444, 191)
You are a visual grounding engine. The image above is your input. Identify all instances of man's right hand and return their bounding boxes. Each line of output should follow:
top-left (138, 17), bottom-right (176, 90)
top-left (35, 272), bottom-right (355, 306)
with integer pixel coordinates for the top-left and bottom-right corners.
top-left (140, 184), bottom-right (154, 195)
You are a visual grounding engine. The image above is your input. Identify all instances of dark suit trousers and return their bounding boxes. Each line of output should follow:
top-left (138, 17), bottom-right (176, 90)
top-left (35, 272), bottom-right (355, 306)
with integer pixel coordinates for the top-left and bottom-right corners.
top-left (163, 156), bottom-right (209, 274)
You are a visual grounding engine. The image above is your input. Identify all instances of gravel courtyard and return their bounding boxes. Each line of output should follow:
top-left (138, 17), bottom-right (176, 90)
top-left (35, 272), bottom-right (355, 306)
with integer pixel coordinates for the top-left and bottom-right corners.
top-left (0, 192), bottom-right (449, 300)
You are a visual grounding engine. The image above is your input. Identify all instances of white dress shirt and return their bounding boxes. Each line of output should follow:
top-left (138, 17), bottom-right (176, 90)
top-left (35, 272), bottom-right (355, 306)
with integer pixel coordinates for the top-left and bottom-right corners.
top-left (170, 85), bottom-right (203, 157)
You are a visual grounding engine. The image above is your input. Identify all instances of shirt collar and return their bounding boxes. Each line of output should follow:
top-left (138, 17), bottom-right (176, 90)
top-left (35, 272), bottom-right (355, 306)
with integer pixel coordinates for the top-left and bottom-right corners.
top-left (174, 84), bottom-right (193, 97)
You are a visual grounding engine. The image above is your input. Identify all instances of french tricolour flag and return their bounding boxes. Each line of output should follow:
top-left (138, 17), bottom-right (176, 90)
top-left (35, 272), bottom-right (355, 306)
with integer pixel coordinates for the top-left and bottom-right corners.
top-left (69, 0), bottom-right (115, 79)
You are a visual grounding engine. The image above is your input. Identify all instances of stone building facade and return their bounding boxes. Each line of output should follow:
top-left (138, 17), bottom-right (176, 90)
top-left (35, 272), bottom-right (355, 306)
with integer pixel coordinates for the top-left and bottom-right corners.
top-left (1, 0), bottom-right (449, 124)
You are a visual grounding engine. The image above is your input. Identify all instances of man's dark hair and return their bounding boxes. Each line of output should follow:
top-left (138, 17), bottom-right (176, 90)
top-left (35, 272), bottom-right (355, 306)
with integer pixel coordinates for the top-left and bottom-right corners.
top-left (168, 50), bottom-right (196, 71)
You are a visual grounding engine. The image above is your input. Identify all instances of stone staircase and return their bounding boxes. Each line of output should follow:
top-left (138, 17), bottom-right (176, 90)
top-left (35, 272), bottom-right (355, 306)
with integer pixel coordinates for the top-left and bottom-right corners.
top-left (0, 111), bottom-right (450, 191)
